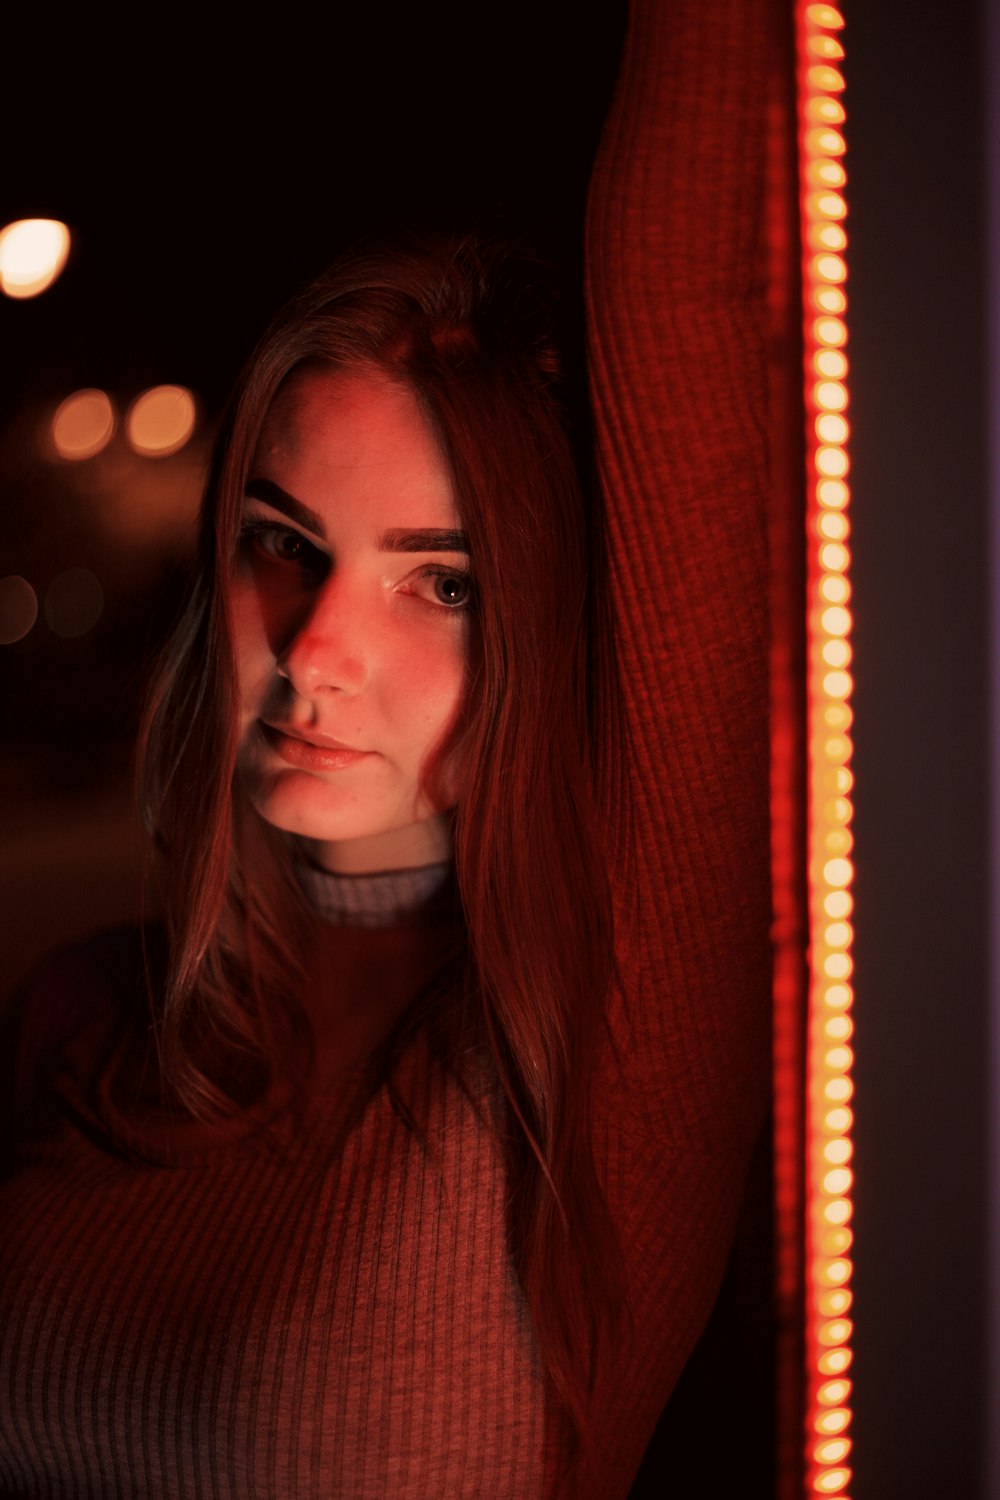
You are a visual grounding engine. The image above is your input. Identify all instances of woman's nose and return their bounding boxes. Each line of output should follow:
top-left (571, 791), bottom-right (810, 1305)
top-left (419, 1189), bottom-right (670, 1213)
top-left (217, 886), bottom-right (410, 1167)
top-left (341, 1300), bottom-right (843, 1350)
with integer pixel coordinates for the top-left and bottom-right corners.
top-left (276, 573), bottom-right (368, 696)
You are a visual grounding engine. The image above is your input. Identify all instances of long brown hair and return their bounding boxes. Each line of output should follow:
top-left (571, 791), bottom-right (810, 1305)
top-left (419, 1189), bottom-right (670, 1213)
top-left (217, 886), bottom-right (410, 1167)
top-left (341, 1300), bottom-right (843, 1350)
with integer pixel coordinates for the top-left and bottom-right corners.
top-left (140, 233), bottom-right (630, 1441)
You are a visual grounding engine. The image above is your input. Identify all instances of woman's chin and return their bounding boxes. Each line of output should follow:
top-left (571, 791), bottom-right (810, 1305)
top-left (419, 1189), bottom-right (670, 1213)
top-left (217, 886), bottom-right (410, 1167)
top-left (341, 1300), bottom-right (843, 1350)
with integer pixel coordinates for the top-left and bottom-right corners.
top-left (297, 816), bottom-right (454, 875)
top-left (243, 778), bottom-right (453, 873)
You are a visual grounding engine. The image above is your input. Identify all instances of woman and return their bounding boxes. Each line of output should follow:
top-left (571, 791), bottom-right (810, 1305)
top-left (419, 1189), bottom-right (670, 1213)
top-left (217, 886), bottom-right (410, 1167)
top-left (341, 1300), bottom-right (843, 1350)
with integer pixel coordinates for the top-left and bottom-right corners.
top-left (0, 3), bottom-right (774, 1495)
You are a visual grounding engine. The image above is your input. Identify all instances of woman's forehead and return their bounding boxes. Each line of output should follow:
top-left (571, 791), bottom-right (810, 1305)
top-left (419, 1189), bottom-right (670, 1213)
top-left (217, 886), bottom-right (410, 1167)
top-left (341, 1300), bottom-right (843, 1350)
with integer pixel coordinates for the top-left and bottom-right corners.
top-left (250, 367), bottom-right (458, 524)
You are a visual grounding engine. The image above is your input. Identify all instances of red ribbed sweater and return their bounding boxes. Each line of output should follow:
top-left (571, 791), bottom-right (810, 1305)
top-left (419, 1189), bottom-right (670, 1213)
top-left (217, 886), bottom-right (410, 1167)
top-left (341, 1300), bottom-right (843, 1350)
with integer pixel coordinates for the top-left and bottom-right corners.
top-left (0, 1), bottom-right (775, 1494)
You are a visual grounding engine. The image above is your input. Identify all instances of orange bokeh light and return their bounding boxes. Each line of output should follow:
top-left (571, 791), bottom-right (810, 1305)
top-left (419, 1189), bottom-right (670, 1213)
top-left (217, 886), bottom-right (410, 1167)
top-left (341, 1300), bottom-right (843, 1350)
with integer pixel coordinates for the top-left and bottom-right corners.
top-left (809, 64), bottom-right (845, 92)
top-left (815, 281), bottom-right (847, 310)
top-left (815, 380), bottom-right (847, 411)
top-left (0, 218), bottom-right (70, 298)
top-left (51, 389), bottom-right (116, 460)
top-left (126, 385), bottom-right (197, 457)
top-left (815, 315), bottom-right (847, 345)
top-left (0, 575), bottom-right (39, 645)
top-left (808, 97), bottom-right (846, 125)
top-left (806, 5), bottom-right (845, 29)
top-left (816, 1407), bottom-right (850, 1435)
top-left (816, 348), bottom-right (847, 376)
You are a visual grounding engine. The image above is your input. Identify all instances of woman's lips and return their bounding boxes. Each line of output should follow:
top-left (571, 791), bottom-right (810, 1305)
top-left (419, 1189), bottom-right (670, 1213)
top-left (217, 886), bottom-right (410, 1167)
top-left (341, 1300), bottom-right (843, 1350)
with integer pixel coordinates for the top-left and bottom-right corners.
top-left (260, 721), bottom-right (374, 772)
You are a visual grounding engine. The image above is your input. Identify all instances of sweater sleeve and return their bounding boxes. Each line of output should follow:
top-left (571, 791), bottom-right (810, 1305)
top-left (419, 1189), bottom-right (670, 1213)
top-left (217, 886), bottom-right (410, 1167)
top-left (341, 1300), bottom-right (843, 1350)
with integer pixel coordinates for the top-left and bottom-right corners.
top-left (586, 0), bottom-right (775, 1156)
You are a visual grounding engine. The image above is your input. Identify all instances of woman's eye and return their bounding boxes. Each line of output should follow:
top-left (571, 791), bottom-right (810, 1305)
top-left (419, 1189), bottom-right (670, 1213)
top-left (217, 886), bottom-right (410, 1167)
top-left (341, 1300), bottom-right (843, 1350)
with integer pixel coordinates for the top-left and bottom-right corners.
top-left (413, 567), bottom-right (473, 611)
top-left (240, 520), bottom-right (320, 569)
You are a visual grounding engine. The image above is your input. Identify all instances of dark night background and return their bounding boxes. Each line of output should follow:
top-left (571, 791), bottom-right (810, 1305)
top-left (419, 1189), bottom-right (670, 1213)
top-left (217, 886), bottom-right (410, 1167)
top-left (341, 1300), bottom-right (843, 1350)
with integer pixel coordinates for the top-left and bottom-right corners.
top-left (0, 3), bottom-right (992, 1495)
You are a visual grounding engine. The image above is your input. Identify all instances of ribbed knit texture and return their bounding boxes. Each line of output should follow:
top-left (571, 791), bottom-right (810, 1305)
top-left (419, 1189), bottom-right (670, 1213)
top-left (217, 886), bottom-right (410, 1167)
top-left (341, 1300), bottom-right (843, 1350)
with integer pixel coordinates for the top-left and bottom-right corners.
top-left (298, 861), bottom-right (453, 929)
top-left (0, 1), bottom-right (777, 1494)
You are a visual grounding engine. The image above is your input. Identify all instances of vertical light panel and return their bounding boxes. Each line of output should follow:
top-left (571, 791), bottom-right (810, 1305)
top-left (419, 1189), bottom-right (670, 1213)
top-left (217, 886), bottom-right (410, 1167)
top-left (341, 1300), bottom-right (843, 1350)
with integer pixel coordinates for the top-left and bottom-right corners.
top-left (795, 5), bottom-right (855, 1497)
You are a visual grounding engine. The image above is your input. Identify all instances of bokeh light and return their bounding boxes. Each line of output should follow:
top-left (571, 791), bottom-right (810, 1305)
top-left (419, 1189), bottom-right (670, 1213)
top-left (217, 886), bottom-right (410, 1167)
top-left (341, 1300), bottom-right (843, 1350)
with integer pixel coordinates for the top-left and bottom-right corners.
top-left (126, 385), bottom-right (197, 456)
top-left (0, 576), bottom-right (39, 644)
top-left (0, 219), bottom-right (71, 299)
top-left (51, 389), bottom-right (116, 461)
top-left (44, 568), bottom-right (104, 639)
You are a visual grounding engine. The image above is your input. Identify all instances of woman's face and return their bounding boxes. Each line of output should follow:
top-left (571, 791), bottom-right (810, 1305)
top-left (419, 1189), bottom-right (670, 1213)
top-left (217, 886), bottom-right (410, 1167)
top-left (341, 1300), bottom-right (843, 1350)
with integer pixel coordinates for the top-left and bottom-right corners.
top-left (232, 366), bottom-right (472, 874)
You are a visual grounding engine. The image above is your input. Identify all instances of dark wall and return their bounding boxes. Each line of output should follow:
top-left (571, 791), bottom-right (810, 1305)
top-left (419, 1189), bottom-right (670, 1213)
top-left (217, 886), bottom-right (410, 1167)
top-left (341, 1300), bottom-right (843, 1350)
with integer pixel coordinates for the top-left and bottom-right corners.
top-left (848, 1), bottom-right (991, 1492)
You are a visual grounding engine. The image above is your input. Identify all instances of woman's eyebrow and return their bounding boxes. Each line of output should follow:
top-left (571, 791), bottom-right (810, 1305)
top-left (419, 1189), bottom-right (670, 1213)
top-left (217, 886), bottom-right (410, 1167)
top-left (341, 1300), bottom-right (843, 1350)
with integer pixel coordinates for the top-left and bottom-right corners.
top-left (377, 528), bottom-right (470, 554)
top-left (244, 479), bottom-right (325, 536)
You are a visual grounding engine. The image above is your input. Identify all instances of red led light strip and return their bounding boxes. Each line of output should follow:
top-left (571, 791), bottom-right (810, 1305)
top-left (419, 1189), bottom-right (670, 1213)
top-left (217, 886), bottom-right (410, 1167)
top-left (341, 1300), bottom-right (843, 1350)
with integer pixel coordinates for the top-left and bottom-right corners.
top-left (796, 4), bottom-right (855, 1496)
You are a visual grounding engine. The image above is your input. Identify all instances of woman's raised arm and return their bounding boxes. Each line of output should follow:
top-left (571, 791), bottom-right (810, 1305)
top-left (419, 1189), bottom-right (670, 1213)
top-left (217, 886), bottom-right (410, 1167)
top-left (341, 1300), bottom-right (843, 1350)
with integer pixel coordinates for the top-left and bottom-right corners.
top-left (587, 0), bottom-right (776, 1153)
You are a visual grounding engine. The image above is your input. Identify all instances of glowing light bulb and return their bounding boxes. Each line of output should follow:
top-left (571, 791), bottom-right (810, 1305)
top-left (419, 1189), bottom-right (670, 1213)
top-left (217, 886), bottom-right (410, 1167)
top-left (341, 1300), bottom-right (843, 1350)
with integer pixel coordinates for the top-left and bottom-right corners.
top-left (823, 1198), bottom-right (851, 1225)
top-left (822, 671), bottom-right (852, 701)
top-left (809, 128), bottom-right (846, 156)
top-left (822, 796), bottom-right (852, 825)
top-left (815, 1469), bottom-right (851, 1494)
top-left (818, 512), bottom-right (849, 540)
top-left (824, 1106), bottom-right (852, 1132)
top-left (817, 447), bottom-right (849, 479)
top-left (818, 478), bottom-right (849, 507)
top-left (819, 1379), bottom-right (851, 1406)
top-left (806, 4), bottom-right (845, 29)
top-left (813, 161), bottom-right (847, 190)
top-left (822, 639), bottom-right (850, 668)
top-left (817, 414), bottom-right (848, 445)
top-left (815, 1438), bottom-right (851, 1465)
top-left (820, 574), bottom-right (850, 604)
top-left (815, 253), bottom-right (847, 284)
top-left (820, 541), bottom-right (849, 572)
top-left (816, 1407), bottom-right (850, 1434)
top-left (816, 349), bottom-right (847, 377)
top-left (823, 889), bottom-right (851, 917)
top-left (821, 607), bottom-right (851, 638)
top-left (815, 281), bottom-right (847, 308)
top-left (823, 1168), bottom-right (852, 1196)
top-left (0, 218), bottom-right (70, 298)
top-left (823, 1139), bottom-right (851, 1166)
top-left (814, 189), bottom-right (847, 218)
top-left (815, 316), bottom-right (847, 348)
top-left (816, 380), bottom-right (847, 411)
top-left (819, 1349), bottom-right (852, 1375)
top-left (809, 97), bottom-right (846, 125)
top-left (51, 389), bottom-right (116, 460)
top-left (812, 221), bottom-right (847, 252)
top-left (815, 318), bottom-right (845, 346)
top-left (824, 984), bottom-right (853, 1011)
top-left (808, 34), bottom-right (845, 60)
top-left (823, 705), bottom-right (851, 733)
top-left (824, 1013), bottom-right (852, 1040)
top-left (809, 64), bottom-right (845, 92)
